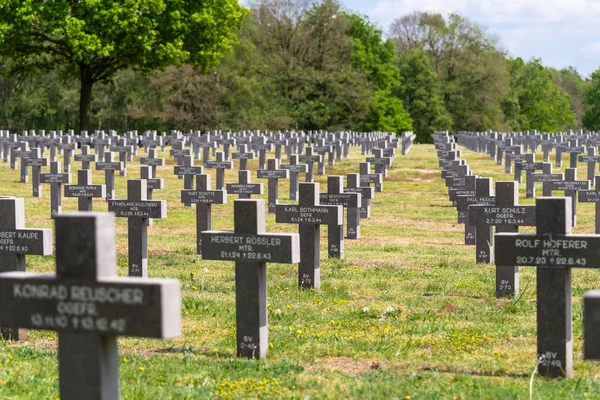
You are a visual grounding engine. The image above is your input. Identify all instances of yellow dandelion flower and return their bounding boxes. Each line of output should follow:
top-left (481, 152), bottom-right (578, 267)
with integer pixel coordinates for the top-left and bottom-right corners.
top-left (139, 366), bottom-right (145, 371)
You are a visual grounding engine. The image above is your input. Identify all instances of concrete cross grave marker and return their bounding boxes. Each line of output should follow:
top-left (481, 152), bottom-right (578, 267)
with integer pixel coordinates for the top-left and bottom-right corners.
top-left (298, 147), bottom-right (322, 183)
top-left (57, 137), bottom-right (76, 173)
top-left (0, 212), bottom-right (181, 399)
top-left (275, 183), bottom-right (342, 289)
top-left (0, 197), bottom-right (52, 340)
top-left (64, 170), bottom-right (106, 211)
top-left (110, 139), bottom-right (133, 176)
top-left (204, 151), bottom-right (233, 190)
top-left (140, 148), bottom-right (165, 179)
top-left (227, 170), bottom-right (264, 199)
top-left (313, 140), bottom-right (331, 175)
top-left (515, 159), bottom-right (545, 198)
top-left (366, 148), bottom-right (392, 178)
top-left (469, 181), bottom-right (536, 295)
top-left (281, 155), bottom-right (308, 201)
top-left (95, 152), bottom-right (124, 201)
top-left (257, 159), bottom-right (289, 213)
top-left (320, 176), bottom-right (361, 245)
top-left (449, 175), bottom-right (477, 208)
top-left (201, 199), bottom-right (299, 359)
top-left (252, 137), bottom-right (272, 170)
top-left (530, 162), bottom-right (562, 197)
top-left (182, 174), bottom-right (227, 254)
top-left (74, 145), bottom-right (97, 170)
top-left (13, 141), bottom-right (32, 183)
top-left (495, 197), bottom-right (600, 378)
top-left (545, 168), bottom-right (589, 226)
top-left (584, 290), bottom-right (600, 360)
top-left (345, 173), bottom-right (375, 220)
top-left (578, 176), bottom-right (600, 233)
top-left (174, 155), bottom-right (203, 207)
top-left (561, 140), bottom-right (585, 168)
top-left (578, 147), bottom-right (600, 183)
top-left (360, 162), bottom-right (383, 193)
top-left (40, 161), bottom-right (71, 218)
top-left (108, 180), bottom-right (167, 277)
top-left (232, 144), bottom-right (254, 170)
top-left (456, 178), bottom-right (495, 246)
top-left (140, 165), bottom-right (164, 227)
top-left (24, 148), bottom-right (48, 198)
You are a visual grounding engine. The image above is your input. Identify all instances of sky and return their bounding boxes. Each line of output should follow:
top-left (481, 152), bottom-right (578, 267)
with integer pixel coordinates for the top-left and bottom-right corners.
top-left (338, 0), bottom-right (600, 77)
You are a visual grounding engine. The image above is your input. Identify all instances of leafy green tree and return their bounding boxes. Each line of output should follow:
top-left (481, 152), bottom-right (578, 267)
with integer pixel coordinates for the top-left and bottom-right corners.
top-left (504, 58), bottom-right (575, 131)
top-left (0, 0), bottom-right (247, 131)
top-left (346, 12), bottom-right (412, 133)
top-left (583, 69), bottom-right (600, 130)
top-left (397, 48), bottom-right (451, 142)
top-left (552, 66), bottom-right (589, 128)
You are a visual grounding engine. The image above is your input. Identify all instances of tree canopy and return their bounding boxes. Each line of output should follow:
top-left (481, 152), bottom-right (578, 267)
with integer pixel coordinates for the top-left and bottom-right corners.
top-left (0, 0), bottom-right (247, 131)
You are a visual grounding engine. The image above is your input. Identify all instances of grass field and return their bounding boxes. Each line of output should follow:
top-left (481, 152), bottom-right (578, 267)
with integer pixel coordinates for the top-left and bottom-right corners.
top-left (1, 142), bottom-right (600, 399)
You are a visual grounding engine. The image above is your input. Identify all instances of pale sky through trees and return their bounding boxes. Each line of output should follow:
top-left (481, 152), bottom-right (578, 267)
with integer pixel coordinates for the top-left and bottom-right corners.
top-left (339, 0), bottom-right (600, 77)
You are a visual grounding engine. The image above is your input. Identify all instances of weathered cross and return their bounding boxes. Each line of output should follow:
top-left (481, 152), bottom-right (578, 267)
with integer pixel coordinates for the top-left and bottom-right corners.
top-left (140, 148), bottom-right (165, 178)
top-left (577, 146), bottom-right (600, 183)
top-left (298, 147), bottom-right (321, 183)
top-left (202, 199), bottom-right (299, 359)
top-left (140, 165), bottom-right (164, 227)
top-left (0, 197), bottom-right (52, 340)
top-left (456, 177), bottom-right (495, 246)
top-left (578, 175), bottom-right (600, 233)
top-left (64, 170), bottom-right (106, 211)
top-left (204, 151), bottom-right (233, 190)
top-left (108, 180), bottom-right (167, 277)
top-left (275, 183), bottom-right (342, 289)
top-left (281, 155), bottom-right (307, 201)
top-left (232, 144), bottom-right (254, 170)
top-left (174, 155), bottom-right (203, 207)
top-left (544, 168), bottom-right (589, 226)
top-left (40, 161), bottom-right (71, 218)
top-left (345, 173), bottom-right (375, 221)
top-left (257, 158), bottom-right (289, 213)
top-left (74, 145), bottom-right (97, 170)
top-left (359, 162), bottom-right (383, 193)
top-left (495, 197), bottom-right (600, 378)
top-left (96, 152), bottom-right (124, 200)
top-left (24, 148), bottom-right (48, 198)
top-left (320, 176), bottom-right (361, 246)
top-left (469, 181), bottom-right (536, 295)
top-left (366, 148), bottom-right (392, 178)
top-left (181, 174), bottom-right (227, 254)
top-left (0, 212), bottom-right (181, 398)
top-left (227, 170), bottom-right (264, 199)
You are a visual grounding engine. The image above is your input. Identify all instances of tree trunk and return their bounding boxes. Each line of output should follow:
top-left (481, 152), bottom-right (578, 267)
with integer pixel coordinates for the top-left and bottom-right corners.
top-left (79, 66), bottom-right (94, 133)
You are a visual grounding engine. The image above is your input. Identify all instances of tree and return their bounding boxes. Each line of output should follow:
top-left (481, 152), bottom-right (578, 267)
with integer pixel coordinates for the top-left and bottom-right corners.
top-left (552, 66), bottom-right (589, 128)
top-left (504, 58), bottom-right (575, 131)
top-left (583, 69), bottom-right (600, 131)
top-left (397, 48), bottom-right (451, 142)
top-left (0, 0), bottom-right (247, 131)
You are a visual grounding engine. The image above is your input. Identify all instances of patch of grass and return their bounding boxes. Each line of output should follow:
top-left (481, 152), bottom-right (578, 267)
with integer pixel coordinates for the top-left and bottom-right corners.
top-left (1, 143), bottom-right (600, 398)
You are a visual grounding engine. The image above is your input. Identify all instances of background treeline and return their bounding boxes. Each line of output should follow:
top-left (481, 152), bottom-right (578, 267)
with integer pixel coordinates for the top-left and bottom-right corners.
top-left (0, 0), bottom-right (596, 142)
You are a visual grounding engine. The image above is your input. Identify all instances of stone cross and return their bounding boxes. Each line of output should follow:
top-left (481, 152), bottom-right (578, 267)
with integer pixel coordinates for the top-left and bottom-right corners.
top-left (495, 197), bottom-right (600, 378)
top-left (275, 183), bottom-right (342, 289)
top-left (530, 162), bottom-right (562, 197)
top-left (281, 155), bottom-right (307, 201)
top-left (140, 148), bottom-right (165, 178)
top-left (74, 145), bottom-right (97, 170)
top-left (24, 148), bottom-right (48, 198)
top-left (366, 148), bottom-right (392, 178)
top-left (64, 170), bottom-right (106, 211)
top-left (320, 176), bottom-right (361, 245)
top-left (298, 147), bottom-right (321, 183)
top-left (174, 155), bottom-right (203, 207)
top-left (181, 174), bottom-right (227, 254)
top-left (204, 151), bottom-right (233, 190)
top-left (577, 147), bottom-right (600, 183)
top-left (140, 165), bottom-right (164, 227)
top-left (449, 175), bottom-right (477, 208)
top-left (57, 136), bottom-right (76, 173)
top-left (95, 152), bottom-right (124, 200)
top-left (515, 159), bottom-right (544, 198)
top-left (110, 139), bottom-right (132, 176)
top-left (257, 159), bottom-right (289, 213)
top-left (226, 170), bottom-right (264, 199)
top-left (469, 181), bottom-right (536, 296)
top-left (561, 140), bottom-right (585, 168)
top-left (359, 162), bottom-right (383, 193)
top-left (456, 178), bottom-right (495, 246)
top-left (108, 180), bottom-right (167, 277)
top-left (313, 140), bottom-right (331, 175)
top-left (40, 161), bottom-right (71, 218)
top-left (545, 168), bottom-right (589, 226)
top-left (202, 199), bottom-right (299, 359)
top-left (0, 197), bottom-right (52, 340)
top-left (0, 212), bottom-right (181, 399)
top-left (13, 141), bottom-right (32, 183)
top-left (232, 144), bottom-right (254, 170)
top-left (578, 176), bottom-right (600, 233)
top-left (345, 173), bottom-right (375, 221)
top-left (252, 137), bottom-right (272, 170)
top-left (584, 290), bottom-right (600, 360)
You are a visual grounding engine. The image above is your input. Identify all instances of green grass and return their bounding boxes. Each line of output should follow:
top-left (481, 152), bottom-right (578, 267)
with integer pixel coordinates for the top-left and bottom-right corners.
top-left (1, 143), bottom-right (600, 399)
